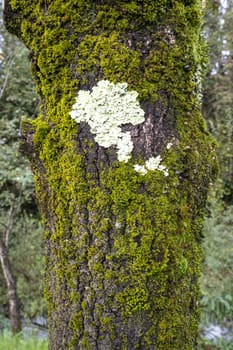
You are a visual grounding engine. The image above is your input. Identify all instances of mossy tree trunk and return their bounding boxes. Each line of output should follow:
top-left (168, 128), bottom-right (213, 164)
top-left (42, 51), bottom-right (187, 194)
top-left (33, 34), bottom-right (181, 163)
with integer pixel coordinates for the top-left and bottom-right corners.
top-left (4, 1), bottom-right (217, 349)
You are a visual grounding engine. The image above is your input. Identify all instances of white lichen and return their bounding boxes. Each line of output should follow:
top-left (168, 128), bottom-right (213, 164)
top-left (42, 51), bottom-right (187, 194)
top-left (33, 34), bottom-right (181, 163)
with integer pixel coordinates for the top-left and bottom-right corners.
top-left (70, 80), bottom-right (145, 162)
top-left (134, 164), bottom-right (147, 175)
top-left (70, 80), bottom-right (169, 177)
top-left (166, 142), bottom-right (172, 150)
top-left (134, 156), bottom-right (169, 176)
top-left (193, 65), bottom-right (203, 102)
top-left (145, 155), bottom-right (162, 170)
top-left (163, 26), bottom-right (176, 45)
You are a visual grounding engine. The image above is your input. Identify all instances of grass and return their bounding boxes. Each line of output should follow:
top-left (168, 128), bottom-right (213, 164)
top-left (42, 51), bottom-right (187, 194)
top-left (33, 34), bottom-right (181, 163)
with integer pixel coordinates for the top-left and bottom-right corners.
top-left (198, 337), bottom-right (233, 350)
top-left (0, 331), bottom-right (48, 350)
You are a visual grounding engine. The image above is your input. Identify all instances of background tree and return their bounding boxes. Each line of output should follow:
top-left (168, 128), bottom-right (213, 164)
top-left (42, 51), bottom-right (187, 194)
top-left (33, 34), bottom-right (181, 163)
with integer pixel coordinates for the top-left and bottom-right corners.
top-left (202, 0), bottom-right (233, 203)
top-left (4, 1), bottom-right (217, 349)
top-left (0, 3), bottom-right (46, 331)
top-left (199, 1), bottom-right (233, 346)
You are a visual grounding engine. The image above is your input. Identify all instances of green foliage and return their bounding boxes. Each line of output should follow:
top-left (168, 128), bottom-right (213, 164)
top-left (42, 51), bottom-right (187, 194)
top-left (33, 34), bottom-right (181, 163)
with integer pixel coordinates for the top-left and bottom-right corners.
top-left (200, 0), bottom-right (233, 333)
top-left (10, 216), bottom-right (46, 318)
top-left (0, 4), bottom-right (45, 321)
top-left (202, 0), bottom-right (233, 203)
top-left (198, 337), bottom-right (233, 350)
top-left (0, 28), bottom-right (38, 123)
top-left (200, 193), bottom-right (233, 324)
top-left (0, 331), bottom-right (47, 350)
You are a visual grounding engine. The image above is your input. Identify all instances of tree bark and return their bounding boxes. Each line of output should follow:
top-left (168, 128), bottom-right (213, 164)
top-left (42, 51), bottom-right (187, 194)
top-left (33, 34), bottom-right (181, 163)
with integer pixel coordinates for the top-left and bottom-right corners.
top-left (4, 1), bottom-right (217, 349)
top-left (0, 235), bottom-right (21, 334)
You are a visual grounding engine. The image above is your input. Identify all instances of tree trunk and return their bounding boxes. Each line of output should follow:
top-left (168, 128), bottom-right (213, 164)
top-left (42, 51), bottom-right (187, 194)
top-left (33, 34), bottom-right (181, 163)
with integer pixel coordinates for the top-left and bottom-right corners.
top-left (0, 236), bottom-right (21, 334)
top-left (4, 1), bottom-right (217, 349)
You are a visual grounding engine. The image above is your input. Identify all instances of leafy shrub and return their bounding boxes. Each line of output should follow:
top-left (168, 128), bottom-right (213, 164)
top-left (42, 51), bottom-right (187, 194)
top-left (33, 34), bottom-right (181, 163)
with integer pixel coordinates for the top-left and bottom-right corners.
top-left (201, 197), bottom-right (233, 325)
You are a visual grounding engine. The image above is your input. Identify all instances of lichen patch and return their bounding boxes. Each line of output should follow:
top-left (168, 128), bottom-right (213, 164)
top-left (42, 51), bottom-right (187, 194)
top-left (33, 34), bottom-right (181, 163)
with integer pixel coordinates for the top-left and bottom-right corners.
top-left (70, 80), bottom-right (145, 162)
top-left (134, 155), bottom-right (169, 176)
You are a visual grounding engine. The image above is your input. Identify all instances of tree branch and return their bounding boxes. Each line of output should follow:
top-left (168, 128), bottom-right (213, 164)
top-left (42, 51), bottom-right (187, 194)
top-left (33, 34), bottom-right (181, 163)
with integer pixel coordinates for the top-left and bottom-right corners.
top-left (0, 235), bottom-right (21, 334)
top-left (0, 50), bottom-right (16, 101)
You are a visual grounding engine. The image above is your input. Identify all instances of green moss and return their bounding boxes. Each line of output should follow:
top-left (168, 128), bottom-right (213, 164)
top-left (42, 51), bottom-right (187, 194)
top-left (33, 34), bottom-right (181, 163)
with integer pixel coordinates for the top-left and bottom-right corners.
top-left (33, 119), bottom-right (50, 148)
top-left (7, 0), bottom-right (217, 348)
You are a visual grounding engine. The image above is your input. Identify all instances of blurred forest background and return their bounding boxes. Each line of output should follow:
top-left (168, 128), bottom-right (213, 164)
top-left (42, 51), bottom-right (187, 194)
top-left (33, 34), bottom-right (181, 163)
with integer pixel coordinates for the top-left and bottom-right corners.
top-left (0, 1), bottom-right (233, 349)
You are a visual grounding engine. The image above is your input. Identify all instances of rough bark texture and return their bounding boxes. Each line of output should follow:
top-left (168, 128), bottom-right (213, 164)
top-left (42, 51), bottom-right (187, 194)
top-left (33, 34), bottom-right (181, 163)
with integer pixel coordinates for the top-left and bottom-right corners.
top-left (4, 1), bottom-right (217, 349)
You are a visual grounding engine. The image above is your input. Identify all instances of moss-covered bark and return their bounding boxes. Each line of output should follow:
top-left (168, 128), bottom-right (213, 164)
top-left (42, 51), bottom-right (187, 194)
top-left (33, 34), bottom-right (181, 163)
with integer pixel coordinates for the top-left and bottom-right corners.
top-left (4, 1), bottom-right (217, 349)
